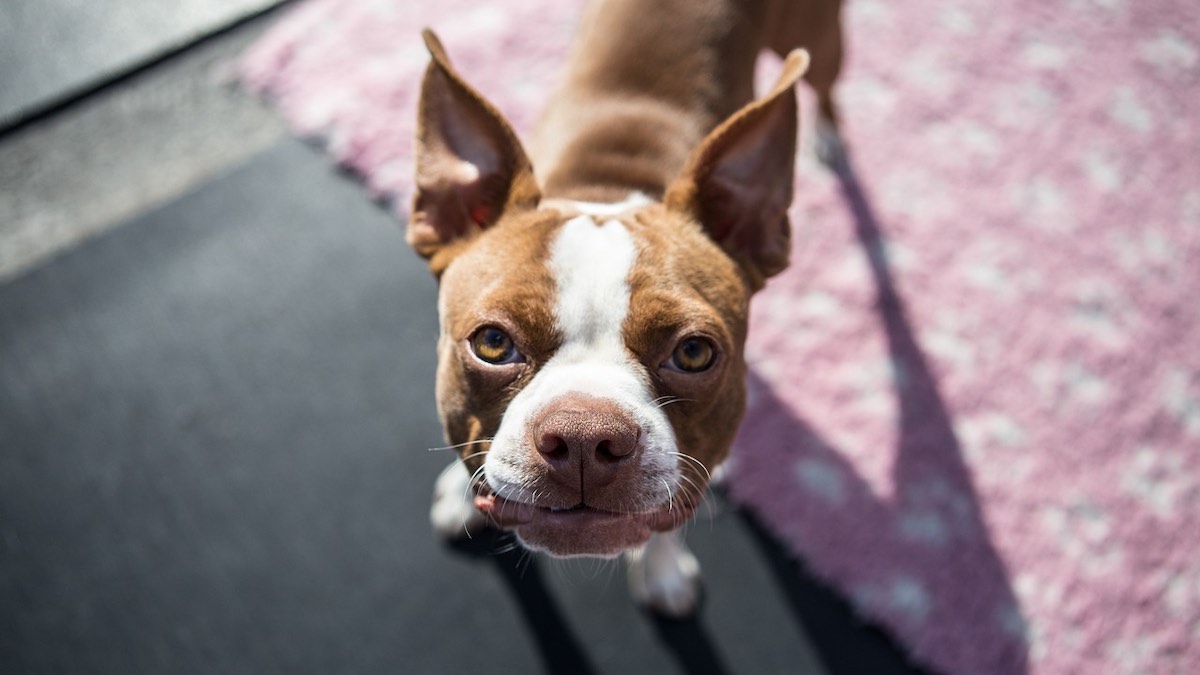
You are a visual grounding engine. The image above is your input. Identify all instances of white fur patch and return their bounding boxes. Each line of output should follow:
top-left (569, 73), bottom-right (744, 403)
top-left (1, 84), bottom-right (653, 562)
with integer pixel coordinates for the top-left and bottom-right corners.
top-left (626, 531), bottom-right (703, 616)
top-left (541, 193), bottom-right (654, 219)
top-left (551, 214), bottom-right (637, 354)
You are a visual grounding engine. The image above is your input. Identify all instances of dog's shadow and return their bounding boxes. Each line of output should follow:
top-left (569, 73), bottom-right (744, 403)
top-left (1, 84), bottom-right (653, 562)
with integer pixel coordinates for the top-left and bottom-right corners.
top-left (446, 528), bottom-right (733, 675)
top-left (443, 155), bottom-right (1029, 675)
top-left (445, 531), bottom-right (604, 675)
top-left (727, 154), bottom-right (1030, 674)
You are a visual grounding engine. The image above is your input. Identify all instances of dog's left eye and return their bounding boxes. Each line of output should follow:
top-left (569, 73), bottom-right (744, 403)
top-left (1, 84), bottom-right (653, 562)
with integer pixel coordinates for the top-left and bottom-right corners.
top-left (668, 337), bottom-right (716, 373)
top-left (469, 327), bottom-right (522, 365)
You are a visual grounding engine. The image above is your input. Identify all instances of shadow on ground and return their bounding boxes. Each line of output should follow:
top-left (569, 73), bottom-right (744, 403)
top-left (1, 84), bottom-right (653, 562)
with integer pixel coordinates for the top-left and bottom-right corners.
top-left (727, 154), bottom-right (1029, 674)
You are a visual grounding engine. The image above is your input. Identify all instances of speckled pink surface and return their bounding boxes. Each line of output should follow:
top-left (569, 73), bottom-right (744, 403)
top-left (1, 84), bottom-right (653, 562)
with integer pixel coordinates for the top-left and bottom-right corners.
top-left (240, 1), bottom-right (1200, 672)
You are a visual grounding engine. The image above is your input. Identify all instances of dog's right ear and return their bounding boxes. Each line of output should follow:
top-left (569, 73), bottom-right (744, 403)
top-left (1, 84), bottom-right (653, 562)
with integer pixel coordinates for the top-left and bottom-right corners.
top-left (665, 49), bottom-right (809, 291)
top-left (409, 30), bottom-right (541, 275)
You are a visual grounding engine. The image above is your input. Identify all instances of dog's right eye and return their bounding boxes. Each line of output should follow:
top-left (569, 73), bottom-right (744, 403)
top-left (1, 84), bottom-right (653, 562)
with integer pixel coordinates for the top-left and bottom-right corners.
top-left (668, 336), bottom-right (717, 373)
top-left (469, 327), bottom-right (522, 365)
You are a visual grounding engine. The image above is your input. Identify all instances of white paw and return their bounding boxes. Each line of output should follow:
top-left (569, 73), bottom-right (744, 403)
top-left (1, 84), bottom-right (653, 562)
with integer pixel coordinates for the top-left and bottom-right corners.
top-left (708, 460), bottom-right (729, 489)
top-left (430, 459), bottom-right (487, 540)
top-left (626, 531), bottom-right (703, 617)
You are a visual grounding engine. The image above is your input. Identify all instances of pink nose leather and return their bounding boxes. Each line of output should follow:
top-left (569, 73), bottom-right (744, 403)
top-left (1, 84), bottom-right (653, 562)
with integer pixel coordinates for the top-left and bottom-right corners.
top-left (530, 393), bottom-right (640, 493)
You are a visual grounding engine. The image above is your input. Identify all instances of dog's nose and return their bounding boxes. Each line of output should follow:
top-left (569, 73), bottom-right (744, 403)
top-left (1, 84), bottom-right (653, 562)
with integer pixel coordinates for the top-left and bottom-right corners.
top-left (531, 393), bottom-right (640, 492)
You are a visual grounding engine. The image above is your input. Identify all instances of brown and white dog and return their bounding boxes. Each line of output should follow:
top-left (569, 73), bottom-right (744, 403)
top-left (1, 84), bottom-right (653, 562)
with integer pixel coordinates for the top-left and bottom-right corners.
top-left (410, 0), bottom-right (843, 616)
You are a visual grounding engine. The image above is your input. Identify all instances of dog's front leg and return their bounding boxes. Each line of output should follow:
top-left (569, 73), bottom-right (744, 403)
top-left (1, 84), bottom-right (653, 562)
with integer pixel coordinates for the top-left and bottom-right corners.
top-left (626, 530), bottom-right (703, 617)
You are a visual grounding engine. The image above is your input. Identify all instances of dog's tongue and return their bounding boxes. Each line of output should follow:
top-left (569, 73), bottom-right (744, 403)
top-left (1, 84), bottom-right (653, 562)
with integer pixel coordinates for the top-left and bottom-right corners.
top-left (473, 494), bottom-right (534, 527)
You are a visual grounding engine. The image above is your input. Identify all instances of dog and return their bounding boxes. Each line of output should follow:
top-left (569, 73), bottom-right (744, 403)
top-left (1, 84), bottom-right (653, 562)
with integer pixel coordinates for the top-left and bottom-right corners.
top-left (410, 0), bottom-right (843, 616)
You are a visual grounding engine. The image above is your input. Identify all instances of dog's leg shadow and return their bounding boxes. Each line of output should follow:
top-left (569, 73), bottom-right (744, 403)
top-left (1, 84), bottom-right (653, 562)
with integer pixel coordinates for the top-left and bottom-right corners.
top-left (445, 529), bottom-right (599, 675)
top-left (645, 610), bottom-right (733, 675)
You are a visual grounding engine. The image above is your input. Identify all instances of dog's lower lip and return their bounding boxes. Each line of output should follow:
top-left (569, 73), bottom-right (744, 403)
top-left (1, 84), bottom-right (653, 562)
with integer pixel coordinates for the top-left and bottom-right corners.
top-left (475, 494), bottom-right (695, 532)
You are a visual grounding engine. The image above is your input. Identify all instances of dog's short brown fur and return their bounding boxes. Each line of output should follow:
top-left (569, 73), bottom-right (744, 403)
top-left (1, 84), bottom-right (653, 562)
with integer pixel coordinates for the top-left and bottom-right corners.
top-left (412, 0), bottom-right (843, 615)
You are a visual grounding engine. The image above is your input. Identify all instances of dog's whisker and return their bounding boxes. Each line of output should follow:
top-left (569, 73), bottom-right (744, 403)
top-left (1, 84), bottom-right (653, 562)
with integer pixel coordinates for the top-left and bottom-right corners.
top-left (680, 474), bottom-right (718, 527)
top-left (672, 472), bottom-right (716, 528)
top-left (669, 451), bottom-right (712, 482)
top-left (461, 464), bottom-right (490, 534)
top-left (458, 449), bottom-right (491, 464)
top-left (508, 544), bottom-right (529, 569)
top-left (427, 438), bottom-right (493, 453)
top-left (494, 538), bottom-right (524, 557)
top-left (661, 478), bottom-right (675, 512)
top-left (673, 472), bottom-right (706, 501)
top-left (653, 396), bottom-right (694, 409)
top-left (467, 464), bottom-right (488, 490)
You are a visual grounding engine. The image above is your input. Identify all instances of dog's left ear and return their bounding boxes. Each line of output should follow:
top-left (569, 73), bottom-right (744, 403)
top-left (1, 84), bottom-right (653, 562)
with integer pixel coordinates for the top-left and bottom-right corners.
top-left (409, 30), bottom-right (541, 275)
top-left (665, 49), bottom-right (809, 291)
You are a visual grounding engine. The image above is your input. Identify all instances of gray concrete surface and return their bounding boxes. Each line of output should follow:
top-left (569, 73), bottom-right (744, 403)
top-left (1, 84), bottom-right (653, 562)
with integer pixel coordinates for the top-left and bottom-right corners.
top-left (0, 0), bottom-right (284, 127)
top-left (0, 10), bottom-right (287, 283)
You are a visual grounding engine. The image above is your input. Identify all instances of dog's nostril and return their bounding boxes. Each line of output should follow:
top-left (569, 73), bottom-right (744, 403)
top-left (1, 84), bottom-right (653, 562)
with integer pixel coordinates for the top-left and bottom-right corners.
top-left (595, 434), bottom-right (636, 462)
top-left (538, 434), bottom-right (570, 459)
top-left (595, 440), bottom-right (619, 463)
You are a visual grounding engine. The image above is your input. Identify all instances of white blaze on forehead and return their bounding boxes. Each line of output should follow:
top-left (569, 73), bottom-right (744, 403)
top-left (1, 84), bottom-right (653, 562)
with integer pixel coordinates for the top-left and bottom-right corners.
top-left (550, 214), bottom-right (637, 357)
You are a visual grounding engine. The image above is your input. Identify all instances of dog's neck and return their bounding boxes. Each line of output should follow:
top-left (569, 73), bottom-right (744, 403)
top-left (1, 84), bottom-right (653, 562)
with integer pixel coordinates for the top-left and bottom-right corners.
top-left (530, 0), bottom-right (767, 203)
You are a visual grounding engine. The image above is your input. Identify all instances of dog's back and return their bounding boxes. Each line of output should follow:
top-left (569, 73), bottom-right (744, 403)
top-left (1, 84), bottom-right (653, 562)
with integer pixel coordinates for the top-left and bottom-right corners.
top-left (532, 0), bottom-right (844, 202)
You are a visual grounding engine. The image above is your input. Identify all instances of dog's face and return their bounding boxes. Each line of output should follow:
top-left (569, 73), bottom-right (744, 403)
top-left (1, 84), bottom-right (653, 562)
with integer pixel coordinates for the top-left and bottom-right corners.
top-left (434, 201), bottom-right (750, 556)
top-left (410, 32), bottom-right (807, 557)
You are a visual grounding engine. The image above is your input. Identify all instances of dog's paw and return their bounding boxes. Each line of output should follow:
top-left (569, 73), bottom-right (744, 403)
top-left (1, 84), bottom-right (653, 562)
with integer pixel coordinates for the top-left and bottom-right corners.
top-left (626, 531), bottom-right (703, 618)
top-left (430, 460), bottom-right (487, 540)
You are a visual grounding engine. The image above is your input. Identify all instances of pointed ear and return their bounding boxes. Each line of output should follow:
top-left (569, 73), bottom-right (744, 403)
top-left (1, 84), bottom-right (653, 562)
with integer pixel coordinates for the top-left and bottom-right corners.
top-left (665, 49), bottom-right (809, 290)
top-left (409, 30), bottom-right (541, 272)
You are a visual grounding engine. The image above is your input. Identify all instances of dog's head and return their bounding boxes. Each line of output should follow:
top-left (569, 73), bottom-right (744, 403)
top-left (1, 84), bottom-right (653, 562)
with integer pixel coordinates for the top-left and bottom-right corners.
top-left (410, 31), bottom-right (806, 557)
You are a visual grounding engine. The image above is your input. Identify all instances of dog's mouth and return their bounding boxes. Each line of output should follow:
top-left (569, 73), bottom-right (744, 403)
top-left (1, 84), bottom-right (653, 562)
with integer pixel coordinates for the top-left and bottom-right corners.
top-left (474, 493), bottom-right (697, 558)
